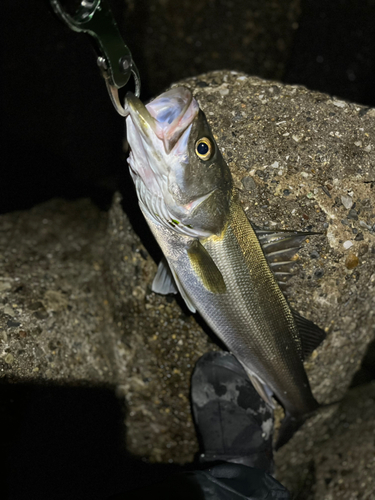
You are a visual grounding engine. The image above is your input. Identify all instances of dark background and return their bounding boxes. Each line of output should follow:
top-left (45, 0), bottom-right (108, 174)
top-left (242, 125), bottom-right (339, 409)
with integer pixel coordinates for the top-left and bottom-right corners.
top-left (2, 1), bottom-right (375, 498)
top-left (2, 0), bottom-right (375, 215)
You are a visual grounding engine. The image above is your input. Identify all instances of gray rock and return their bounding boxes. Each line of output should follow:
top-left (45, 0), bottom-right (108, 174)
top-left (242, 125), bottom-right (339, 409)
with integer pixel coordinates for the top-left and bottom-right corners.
top-left (347, 208), bottom-right (358, 220)
top-left (104, 194), bottom-right (215, 461)
top-left (1, 72), bottom-right (375, 498)
top-left (241, 176), bottom-right (258, 196)
top-left (175, 71), bottom-right (375, 497)
top-left (276, 382), bottom-right (375, 499)
top-left (341, 195), bottom-right (354, 209)
top-left (0, 199), bottom-right (117, 384)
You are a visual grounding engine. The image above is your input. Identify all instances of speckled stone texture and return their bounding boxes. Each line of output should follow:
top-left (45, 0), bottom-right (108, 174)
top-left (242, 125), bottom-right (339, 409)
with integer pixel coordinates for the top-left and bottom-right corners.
top-left (175, 71), bottom-right (375, 409)
top-left (0, 199), bottom-right (116, 383)
top-left (277, 382), bottom-right (375, 500)
top-left (1, 72), bottom-right (375, 498)
top-left (104, 194), bottom-right (216, 462)
top-left (174, 72), bottom-right (375, 494)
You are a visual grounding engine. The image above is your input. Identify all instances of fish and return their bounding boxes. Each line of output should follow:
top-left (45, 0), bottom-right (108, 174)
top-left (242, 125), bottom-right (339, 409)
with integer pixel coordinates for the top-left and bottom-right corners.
top-left (125, 86), bottom-right (326, 449)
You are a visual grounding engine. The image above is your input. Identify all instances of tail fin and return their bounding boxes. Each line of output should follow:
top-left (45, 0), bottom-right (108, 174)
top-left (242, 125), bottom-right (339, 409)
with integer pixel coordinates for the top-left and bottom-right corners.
top-left (275, 412), bottom-right (307, 450)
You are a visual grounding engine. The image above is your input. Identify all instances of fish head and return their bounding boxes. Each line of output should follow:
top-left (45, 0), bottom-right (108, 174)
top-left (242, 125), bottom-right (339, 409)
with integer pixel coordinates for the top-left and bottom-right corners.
top-left (126, 87), bottom-right (233, 237)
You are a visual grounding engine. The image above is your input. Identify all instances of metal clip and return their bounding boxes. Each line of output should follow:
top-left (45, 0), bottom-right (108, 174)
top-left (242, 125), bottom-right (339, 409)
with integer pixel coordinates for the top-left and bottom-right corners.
top-left (50, 0), bottom-right (140, 116)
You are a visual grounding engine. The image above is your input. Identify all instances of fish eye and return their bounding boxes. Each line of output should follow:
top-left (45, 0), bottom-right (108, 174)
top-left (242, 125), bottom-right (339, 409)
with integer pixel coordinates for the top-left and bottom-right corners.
top-left (195, 137), bottom-right (213, 161)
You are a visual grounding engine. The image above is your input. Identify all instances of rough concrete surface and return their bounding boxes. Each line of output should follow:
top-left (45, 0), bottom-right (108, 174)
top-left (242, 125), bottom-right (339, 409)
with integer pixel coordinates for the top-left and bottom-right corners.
top-left (104, 195), bottom-right (217, 462)
top-left (0, 199), bottom-right (116, 384)
top-left (176, 72), bottom-right (375, 408)
top-left (1, 72), bottom-right (375, 498)
top-left (312, 382), bottom-right (375, 500)
top-left (277, 381), bottom-right (375, 500)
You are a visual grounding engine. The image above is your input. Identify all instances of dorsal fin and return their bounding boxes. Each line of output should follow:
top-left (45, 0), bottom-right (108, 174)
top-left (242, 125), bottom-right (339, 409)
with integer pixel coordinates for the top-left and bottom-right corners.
top-left (255, 226), bottom-right (326, 358)
top-left (187, 240), bottom-right (226, 294)
top-left (292, 309), bottom-right (326, 360)
top-left (255, 228), bottom-right (320, 291)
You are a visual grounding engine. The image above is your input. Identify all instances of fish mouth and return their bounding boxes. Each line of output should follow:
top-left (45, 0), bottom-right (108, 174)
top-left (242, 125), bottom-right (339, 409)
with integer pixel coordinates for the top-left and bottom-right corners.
top-left (125, 92), bottom-right (158, 142)
top-left (126, 87), bottom-right (199, 154)
top-left (126, 88), bottom-right (207, 236)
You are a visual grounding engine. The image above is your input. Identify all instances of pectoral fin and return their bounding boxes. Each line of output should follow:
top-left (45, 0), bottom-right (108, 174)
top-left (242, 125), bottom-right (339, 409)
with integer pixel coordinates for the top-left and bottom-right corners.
top-left (187, 240), bottom-right (226, 294)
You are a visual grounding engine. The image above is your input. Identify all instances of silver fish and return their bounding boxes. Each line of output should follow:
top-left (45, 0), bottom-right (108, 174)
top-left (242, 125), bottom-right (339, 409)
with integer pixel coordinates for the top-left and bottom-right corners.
top-left (125, 87), bottom-right (326, 448)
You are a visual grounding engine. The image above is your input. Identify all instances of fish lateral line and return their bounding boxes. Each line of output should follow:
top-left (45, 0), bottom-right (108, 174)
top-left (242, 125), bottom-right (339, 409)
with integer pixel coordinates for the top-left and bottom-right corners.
top-left (126, 86), bottom-right (329, 450)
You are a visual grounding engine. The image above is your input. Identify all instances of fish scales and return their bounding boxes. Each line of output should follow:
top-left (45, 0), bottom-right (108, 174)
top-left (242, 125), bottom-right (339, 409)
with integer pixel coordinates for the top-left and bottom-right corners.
top-left (202, 198), bottom-right (312, 411)
top-left (125, 86), bottom-right (325, 447)
top-left (145, 193), bottom-right (315, 417)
